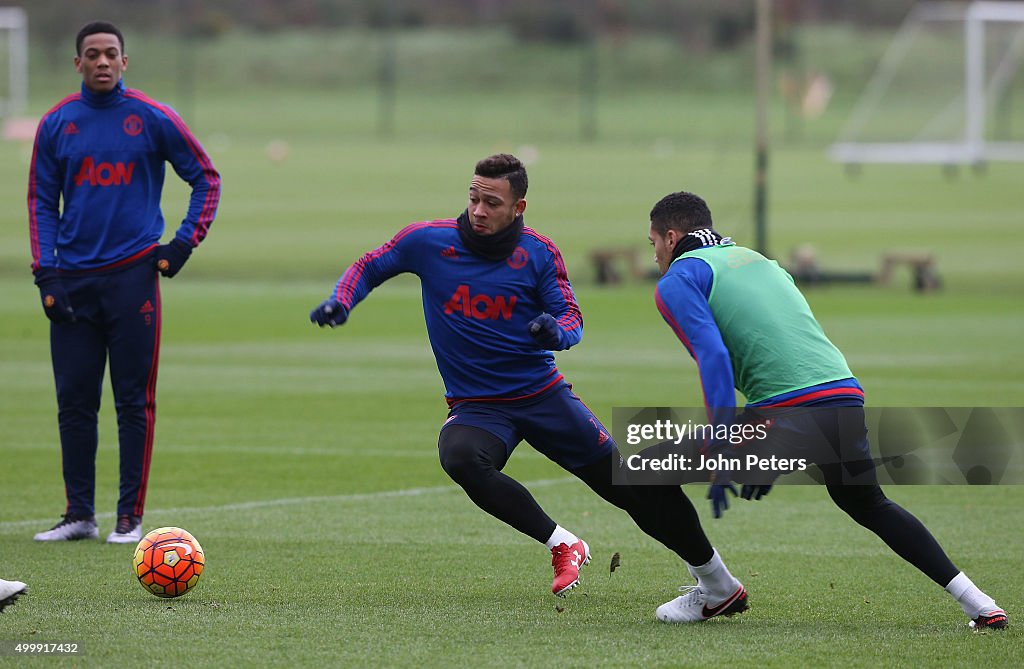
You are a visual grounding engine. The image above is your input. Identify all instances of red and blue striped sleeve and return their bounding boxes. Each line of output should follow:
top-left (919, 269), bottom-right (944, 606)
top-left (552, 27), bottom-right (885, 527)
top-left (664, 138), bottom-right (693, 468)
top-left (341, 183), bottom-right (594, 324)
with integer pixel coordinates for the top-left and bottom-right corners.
top-left (27, 109), bottom-right (66, 272)
top-left (655, 258), bottom-right (736, 419)
top-left (529, 231), bottom-right (583, 350)
top-left (331, 222), bottom-right (430, 310)
top-left (126, 90), bottom-right (220, 247)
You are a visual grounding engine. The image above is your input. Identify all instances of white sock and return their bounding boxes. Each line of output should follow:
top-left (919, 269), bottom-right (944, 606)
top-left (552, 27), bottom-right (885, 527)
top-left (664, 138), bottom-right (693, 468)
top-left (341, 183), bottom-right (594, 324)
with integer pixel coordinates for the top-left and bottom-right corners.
top-left (687, 548), bottom-right (741, 602)
top-left (944, 571), bottom-right (999, 618)
top-left (545, 525), bottom-right (579, 550)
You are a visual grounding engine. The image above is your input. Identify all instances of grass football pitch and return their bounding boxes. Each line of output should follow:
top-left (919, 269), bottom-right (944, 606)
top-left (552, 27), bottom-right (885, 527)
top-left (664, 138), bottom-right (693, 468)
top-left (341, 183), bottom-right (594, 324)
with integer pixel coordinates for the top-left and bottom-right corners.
top-left (1, 108), bottom-right (1022, 665)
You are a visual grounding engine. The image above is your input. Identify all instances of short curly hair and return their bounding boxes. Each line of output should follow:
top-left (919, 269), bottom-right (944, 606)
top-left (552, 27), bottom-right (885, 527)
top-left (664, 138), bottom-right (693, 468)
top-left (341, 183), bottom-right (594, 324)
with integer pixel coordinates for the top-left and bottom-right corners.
top-left (474, 154), bottom-right (528, 200)
top-left (649, 191), bottom-right (713, 236)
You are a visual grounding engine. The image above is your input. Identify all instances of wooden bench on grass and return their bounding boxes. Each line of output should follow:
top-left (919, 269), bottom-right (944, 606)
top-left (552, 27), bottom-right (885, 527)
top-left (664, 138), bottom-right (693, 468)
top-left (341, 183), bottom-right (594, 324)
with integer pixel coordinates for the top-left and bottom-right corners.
top-left (589, 247), bottom-right (648, 285)
top-left (878, 251), bottom-right (941, 292)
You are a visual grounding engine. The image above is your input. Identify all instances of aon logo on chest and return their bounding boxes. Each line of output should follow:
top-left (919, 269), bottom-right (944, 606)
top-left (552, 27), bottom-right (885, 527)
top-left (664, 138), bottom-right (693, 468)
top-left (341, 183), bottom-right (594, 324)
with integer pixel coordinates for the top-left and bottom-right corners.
top-left (443, 284), bottom-right (517, 320)
top-left (74, 157), bottom-right (135, 187)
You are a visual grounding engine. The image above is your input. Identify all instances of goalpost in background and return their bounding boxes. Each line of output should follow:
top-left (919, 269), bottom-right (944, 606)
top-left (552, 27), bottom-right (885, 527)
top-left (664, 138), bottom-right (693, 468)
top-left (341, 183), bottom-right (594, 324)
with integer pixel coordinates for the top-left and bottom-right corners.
top-left (0, 6), bottom-right (27, 119)
top-left (830, 1), bottom-right (1024, 166)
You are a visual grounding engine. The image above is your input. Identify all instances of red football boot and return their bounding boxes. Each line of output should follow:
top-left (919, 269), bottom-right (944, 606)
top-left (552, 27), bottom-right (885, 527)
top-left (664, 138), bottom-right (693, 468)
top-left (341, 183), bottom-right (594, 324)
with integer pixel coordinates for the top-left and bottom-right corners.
top-left (551, 539), bottom-right (590, 597)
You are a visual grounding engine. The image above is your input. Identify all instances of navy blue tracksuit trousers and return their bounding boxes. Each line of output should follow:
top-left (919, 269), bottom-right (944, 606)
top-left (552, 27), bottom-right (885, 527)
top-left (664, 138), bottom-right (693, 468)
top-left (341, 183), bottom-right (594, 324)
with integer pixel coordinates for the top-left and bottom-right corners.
top-left (51, 258), bottom-right (160, 518)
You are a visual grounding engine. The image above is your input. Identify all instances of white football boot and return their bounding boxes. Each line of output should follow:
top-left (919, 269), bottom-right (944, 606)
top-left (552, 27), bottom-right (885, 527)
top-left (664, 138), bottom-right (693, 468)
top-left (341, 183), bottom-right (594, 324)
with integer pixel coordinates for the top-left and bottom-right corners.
top-left (656, 583), bottom-right (749, 623)
top-left (106, 515), bottom-right (143, 544)
top-left (0, 579), bottom-right (27, 612)
top-left (34, 515), bottom-right (99, 541)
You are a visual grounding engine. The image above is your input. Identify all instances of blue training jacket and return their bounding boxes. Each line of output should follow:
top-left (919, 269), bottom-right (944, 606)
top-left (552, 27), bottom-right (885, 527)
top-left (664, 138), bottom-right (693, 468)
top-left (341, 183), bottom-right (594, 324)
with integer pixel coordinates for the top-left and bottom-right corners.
top-left (29, 80), bottom-right (220, 272)
top-left (331, 219), bottom-right (583, 403)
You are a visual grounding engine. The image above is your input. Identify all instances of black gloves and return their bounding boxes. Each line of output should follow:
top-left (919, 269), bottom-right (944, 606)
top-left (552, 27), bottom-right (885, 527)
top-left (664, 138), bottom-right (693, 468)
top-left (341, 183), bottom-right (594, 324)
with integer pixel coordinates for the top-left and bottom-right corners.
top-left (310, 299), bottom-right (349, 327)
top-left (707, 482), bottom-right (738, 519)
top-left (155, 238), bottom-right (193, 278)
top-left (527, 313), bottom-right (565, 350)
top-left (708, 482), bottom-right (773, 519)
top-left (741, 484), bottom-right (772, 501)
top-left (33, 268), bottom-right (75, 323)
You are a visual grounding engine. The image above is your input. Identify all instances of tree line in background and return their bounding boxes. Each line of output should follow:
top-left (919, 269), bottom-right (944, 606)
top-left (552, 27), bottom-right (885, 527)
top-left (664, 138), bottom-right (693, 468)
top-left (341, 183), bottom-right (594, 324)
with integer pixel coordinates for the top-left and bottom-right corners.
top-left (24, 0), bottom-right (926, 49)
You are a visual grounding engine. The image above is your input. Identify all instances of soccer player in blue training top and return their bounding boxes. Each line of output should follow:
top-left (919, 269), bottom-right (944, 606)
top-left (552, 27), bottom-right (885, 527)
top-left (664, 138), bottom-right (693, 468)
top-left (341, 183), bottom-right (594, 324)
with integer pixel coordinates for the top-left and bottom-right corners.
top-left (28, 21), bottom-right (221, 544)
top-left (312, 154), bottom-right (748, 616)
top-left (0, 578), bottom-right (27, 613)
top-left (645, 190), bottom-right (1007, 629)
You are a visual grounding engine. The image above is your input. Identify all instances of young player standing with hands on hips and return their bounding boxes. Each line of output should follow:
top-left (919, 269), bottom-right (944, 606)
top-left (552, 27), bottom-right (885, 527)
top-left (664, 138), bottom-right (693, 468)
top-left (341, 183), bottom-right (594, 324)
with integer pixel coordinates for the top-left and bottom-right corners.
top-left (645, 190), bottom-right (1007, 629)
top-left (28, 21), bottom-right (221, 544)
top-left (311, 155), bottom-right (748, 619)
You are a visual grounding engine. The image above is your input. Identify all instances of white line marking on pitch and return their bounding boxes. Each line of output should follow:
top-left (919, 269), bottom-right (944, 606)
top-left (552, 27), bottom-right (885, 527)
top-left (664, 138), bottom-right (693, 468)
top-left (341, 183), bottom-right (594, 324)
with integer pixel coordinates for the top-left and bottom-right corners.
top-left (0, 477), bottom-right (577, 530)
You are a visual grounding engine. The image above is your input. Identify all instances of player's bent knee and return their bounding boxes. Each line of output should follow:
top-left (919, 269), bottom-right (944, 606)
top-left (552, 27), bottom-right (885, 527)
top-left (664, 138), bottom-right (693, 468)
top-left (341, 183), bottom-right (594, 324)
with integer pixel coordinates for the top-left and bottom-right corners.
top-left (827, 483), bottom-right (889, 519)
top-left (438, 425), bottom-right (506, 483)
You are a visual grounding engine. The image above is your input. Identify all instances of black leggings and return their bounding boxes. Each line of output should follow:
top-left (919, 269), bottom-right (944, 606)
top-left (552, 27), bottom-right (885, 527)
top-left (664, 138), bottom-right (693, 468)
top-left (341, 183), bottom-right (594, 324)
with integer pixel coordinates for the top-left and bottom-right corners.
top-left (825, 482), bottom-right (959, 586)
top-left (813, 405), bottom-right (960, 587)
top-left (439, 425), bottom-right (556, 543)
top-left (573, 451), bottom-right (714, 565)
top-left (439, 424), bottom-right (714, 565)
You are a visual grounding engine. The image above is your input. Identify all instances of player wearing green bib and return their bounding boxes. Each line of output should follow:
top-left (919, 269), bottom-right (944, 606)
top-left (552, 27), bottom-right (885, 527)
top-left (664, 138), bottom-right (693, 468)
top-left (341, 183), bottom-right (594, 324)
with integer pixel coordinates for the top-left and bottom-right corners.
top-left (646, 191), bottom-right (1007, 630)
top-left (677, 243), bottom-right (855, 404)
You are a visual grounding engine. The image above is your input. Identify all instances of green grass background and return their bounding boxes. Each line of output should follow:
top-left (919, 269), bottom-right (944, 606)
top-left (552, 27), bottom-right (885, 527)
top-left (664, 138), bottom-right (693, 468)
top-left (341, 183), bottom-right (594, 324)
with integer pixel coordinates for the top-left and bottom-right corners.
top-left (1, 26), bottom-right (1023, 668)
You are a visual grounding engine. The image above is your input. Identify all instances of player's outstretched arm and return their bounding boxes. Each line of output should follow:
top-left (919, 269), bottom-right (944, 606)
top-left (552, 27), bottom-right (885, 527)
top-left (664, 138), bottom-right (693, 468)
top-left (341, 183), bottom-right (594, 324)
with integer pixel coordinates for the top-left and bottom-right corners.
top-left (313, 222), bottom-right (429, 330)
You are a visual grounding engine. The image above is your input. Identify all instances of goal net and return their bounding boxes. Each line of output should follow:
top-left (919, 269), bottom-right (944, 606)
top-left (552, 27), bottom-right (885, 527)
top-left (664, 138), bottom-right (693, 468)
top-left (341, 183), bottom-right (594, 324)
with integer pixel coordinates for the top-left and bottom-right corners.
top-left (830, 1), bottom-right (1024, 166)
top-left (0, 7), bottom-right (27, 119)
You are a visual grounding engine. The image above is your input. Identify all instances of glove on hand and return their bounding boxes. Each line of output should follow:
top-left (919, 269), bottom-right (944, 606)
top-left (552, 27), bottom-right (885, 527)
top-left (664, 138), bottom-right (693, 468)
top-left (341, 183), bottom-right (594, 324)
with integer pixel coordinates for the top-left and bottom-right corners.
top-left (310, 299), bottom-right (349, 327)
top-left (741, 484), bottom-right (772, 501)
top-left (155, 238), bottom-right (193, 278)
top-left (707, 482), bottom-right (739, 519)
top-left (527, 313), bottom-right (564, 350)
top-left (34, 268), bottom-right (75, 324)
